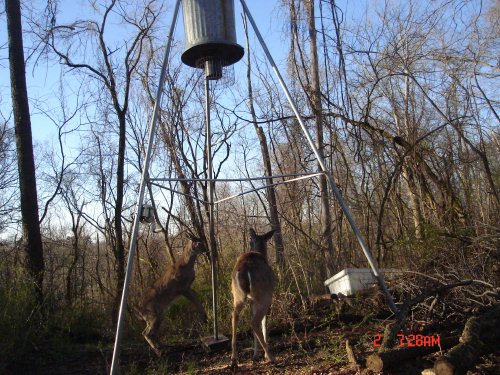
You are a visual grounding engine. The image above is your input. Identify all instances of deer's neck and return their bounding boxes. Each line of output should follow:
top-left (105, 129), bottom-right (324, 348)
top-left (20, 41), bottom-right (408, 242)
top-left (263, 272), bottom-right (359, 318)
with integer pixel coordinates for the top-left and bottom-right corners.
top-left (181, 246), bottom-right (197, 268)
top-left (251, 246), bottom-right (267, 260)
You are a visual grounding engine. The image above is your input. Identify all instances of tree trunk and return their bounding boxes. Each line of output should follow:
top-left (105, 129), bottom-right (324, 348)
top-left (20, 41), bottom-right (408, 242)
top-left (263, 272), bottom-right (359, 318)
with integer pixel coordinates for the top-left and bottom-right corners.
top-left (367, 336), bottom-right (459, 373)
top-left (403, 166), bottom-right (424, 239)
top-left (434, 304), bottom-right (500, 375)
top-left (6, 0), bottom-right (45, 303)
top-left (402, 73), bottom-right (425, 239)
top-left (156, 104), bottom-right (206, 244)
top-left (112, 111), bottom-right (127, 325)
top-left (255, 125), bottom-right (286, 269)
top-left (306, 0), bottom-right (335, 277)
top-left (66, 226), bottom-right (79, 304)
top-left (243, 16), bottom-right (285, 271)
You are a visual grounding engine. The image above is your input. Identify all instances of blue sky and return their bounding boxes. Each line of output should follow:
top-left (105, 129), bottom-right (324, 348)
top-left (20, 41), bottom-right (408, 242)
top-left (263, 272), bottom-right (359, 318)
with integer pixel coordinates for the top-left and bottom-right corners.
top-left (0, 0), bottom-right (357, 144)
top-left (0, 0), bottom-right (316, 238)
top-left (2, 0), bottom-right (494, 238)
top-left (0, 0), bottom-right (291, 142)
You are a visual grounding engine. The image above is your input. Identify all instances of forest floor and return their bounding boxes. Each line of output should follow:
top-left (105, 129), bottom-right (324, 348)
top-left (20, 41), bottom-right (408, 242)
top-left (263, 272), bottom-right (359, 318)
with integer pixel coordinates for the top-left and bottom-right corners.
top-left (5, 299), bottom-right (499, 375)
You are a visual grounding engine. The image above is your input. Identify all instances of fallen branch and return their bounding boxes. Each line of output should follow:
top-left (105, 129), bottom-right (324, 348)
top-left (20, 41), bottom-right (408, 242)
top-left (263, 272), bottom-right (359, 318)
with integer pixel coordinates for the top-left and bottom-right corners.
top-left (366, 336), bottom-right (459, 372)
top-left (381, 280), bottom-right (473, 350)
top-left (433, 303), bottom-right (500, 375)
top-left (345, 340), bottom-right (358, 367)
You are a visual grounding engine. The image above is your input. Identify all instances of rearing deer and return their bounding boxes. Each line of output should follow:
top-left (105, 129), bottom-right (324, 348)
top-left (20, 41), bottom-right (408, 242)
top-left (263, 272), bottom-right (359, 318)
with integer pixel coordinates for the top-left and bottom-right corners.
top-left (136, 237), bottom-right (208, 355)
top-left (230, 228), bottom-right (276, 369)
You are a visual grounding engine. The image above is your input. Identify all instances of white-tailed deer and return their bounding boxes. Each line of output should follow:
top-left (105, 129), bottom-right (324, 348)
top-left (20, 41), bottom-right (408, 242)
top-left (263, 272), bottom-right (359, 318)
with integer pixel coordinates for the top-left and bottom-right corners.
top-left (230, 228), bottom-right (276, 369)
top-left (136, 236), bottom-right (208, 355)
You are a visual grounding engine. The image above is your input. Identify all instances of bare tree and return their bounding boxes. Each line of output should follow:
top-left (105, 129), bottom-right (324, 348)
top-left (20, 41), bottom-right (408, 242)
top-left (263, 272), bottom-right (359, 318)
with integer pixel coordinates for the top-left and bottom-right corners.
top-left (242, 15), bottom-right (285, 271)
top-left (6, 0), bottom-right (44, 302)
top-left (44, 0), bottom-right (163, 322)
top-left (305, 0), bottom-right (336, 276)
top-left (0, 116), bottom-right (18, 232)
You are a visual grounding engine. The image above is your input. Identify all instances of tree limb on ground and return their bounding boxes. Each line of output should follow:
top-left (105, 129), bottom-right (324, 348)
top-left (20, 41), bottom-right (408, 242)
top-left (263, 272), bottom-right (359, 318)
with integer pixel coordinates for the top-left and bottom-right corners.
top-left (381, 280), bottom-right (473, 350)
top-left (433, 303), bottom-right (500, 375)
top-left (367, 336), bottom-right (459, 372)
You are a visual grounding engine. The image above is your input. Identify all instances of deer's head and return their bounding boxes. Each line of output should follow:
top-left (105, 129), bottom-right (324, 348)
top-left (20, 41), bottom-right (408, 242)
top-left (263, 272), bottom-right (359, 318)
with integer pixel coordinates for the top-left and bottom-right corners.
top-left (186, 234), bottom-right (209, 257)
top-left (191, 239), bottom-right (208, 255)
top-left (249, 228), bottom-right (275, 258)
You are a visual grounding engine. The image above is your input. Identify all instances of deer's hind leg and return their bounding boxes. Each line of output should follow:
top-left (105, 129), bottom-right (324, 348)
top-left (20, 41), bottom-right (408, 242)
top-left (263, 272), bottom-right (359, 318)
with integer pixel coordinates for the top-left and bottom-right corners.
top-left (251, 304), bottom-right (269, 361)
top-left (230, 299), bottom-right (246, 369)
top-left (143, 316), bottom-right (162, 356)
top-left (250, 300), bottom-right (274, 363)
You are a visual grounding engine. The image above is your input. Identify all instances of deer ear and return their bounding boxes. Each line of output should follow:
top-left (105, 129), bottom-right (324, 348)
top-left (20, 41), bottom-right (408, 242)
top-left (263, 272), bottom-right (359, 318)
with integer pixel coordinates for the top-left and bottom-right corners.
top-left (249, 228), bottom-right (256, 240)
top-left (187, 232), bottom-right (201, 242)
top-left (264, 229), bottom-right (275, 241)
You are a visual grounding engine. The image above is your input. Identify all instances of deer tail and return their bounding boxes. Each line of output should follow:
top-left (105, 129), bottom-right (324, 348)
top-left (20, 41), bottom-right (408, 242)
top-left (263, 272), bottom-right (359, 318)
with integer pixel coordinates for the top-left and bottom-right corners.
top-left (235, 270), bottom-right (252, 295)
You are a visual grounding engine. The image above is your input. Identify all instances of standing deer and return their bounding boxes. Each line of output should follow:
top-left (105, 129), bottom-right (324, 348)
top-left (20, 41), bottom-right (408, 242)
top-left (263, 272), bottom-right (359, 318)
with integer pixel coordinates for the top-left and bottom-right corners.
top-left (230, 228), bottom-right (276, 369)
top-left (136, 236), bottom-right (208, 355)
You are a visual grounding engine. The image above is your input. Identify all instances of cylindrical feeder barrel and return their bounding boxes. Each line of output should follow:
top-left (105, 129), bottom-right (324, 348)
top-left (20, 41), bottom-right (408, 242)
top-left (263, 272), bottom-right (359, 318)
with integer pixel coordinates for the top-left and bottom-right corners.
top-left (181, 0), bottom-right (244, 79)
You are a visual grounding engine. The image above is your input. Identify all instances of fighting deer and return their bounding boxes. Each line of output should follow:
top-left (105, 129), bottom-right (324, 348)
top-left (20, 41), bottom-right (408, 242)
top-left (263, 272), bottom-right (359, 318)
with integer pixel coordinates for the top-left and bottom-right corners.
top-left (230, 228), bottom-right (276, 369)
top-left (136, 236), bottom-right (208, 355)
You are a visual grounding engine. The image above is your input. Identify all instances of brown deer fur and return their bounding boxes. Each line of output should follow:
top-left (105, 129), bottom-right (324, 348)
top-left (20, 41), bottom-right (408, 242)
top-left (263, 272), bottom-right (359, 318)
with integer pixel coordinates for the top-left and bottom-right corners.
top-left (136, 238), bottom-right (208, 355)
top-left (230, 228), bottom-right (276, 369)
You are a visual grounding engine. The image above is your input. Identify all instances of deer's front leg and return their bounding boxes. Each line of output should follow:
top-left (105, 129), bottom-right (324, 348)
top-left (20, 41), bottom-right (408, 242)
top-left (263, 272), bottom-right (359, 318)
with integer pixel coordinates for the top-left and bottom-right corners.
top-left (182, 289), bottom-right (207, 323)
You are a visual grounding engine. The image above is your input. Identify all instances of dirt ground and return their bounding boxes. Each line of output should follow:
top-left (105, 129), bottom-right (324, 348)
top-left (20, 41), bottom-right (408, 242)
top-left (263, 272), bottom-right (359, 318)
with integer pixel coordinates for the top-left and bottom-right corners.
top-left (5, 302), bottom-right (499, 375)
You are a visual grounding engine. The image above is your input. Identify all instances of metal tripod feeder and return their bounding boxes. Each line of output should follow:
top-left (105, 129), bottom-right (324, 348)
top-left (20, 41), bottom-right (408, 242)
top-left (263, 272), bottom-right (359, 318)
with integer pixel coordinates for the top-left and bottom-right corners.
top-left (110, 1), bottom-right (400, 372)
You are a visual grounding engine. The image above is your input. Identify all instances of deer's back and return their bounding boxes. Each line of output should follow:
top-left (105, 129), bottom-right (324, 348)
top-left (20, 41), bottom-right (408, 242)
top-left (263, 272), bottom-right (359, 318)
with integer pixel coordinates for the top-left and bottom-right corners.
top-left (140, 262), bottom-right (196, 315)
top-left (232, 252), bottom-right (275, 301)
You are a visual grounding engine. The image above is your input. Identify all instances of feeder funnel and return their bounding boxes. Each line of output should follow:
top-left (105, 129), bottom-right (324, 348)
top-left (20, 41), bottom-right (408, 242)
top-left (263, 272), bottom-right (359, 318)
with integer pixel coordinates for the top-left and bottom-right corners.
top-left (181, 0), bottom-right (244, 79)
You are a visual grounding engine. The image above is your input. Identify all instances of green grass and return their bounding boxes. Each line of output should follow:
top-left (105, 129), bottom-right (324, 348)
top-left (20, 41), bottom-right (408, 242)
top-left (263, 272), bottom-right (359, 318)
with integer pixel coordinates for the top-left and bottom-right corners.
top-left (0, 274), bottom-right (42, 371)
top-left (0, 274), bottom-right (111, 373)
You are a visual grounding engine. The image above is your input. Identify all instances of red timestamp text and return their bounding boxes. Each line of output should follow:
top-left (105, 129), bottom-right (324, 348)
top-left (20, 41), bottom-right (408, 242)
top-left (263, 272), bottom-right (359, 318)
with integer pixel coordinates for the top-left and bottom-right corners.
top-left (373, 333), bottom-right (441, 347)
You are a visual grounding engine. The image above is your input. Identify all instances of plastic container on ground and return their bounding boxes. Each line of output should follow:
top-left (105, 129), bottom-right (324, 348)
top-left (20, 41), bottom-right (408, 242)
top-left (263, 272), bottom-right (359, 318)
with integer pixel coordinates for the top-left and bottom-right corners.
top-left (324, 268), bottom-right (400, 296)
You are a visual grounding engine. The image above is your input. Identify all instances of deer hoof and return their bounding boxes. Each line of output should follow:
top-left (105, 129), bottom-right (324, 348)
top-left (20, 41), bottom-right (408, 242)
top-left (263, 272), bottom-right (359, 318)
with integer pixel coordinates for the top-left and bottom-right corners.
top-left (252, 352), bottom-right (263, 363)
top-left (229, 360), bottom-right (238, 372)
top-left (265, 354), bottom-right (275, 364)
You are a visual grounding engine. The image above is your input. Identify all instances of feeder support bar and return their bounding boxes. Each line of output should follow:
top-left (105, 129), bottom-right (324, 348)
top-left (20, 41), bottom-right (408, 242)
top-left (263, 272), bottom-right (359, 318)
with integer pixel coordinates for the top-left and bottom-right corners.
top-left (240, 0), bottom-right (399, 317)
top-left (205, 74), bottom-right (219, 340)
